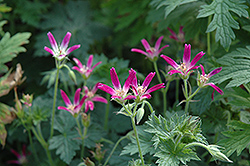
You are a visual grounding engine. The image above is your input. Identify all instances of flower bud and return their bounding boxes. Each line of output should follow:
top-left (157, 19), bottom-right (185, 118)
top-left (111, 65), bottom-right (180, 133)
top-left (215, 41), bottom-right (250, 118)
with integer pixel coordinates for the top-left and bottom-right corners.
top-left (136, 107), bottom-right (145, 124)
top-left (81, 113), bottom-right (90, 127)
top-left (83, 157), bottom-right (95, 166)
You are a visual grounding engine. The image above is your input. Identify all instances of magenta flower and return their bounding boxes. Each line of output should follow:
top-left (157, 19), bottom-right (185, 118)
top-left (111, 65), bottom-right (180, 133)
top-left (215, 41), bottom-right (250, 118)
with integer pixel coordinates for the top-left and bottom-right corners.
top-left (7, 145), bottom-right (29, 165)
top-left (167, 26), bottom-right (185, 43)
top-left (131, 36), bottom-right (169, 61)
top-left (198, 64), bottom-right (224, 98)
top-left (98, 67), bottom-right (136, 103)
top-left (44, 32), bottom-right (80, 61)
top-left (161, 44), bottom-right (205, 79)
top-left (58, 88), bottom-right (87, 116)
top-left (72, 55), bottom-right (102, 79)
top-left (84, 83), bottom-right (108, 113)
top-left (130, 69), bottom-right (165, 102)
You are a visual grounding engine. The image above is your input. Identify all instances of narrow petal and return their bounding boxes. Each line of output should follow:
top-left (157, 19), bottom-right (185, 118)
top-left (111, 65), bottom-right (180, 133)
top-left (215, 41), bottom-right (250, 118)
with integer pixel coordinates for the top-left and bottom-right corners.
top-left (140, 94), bottom-right (151, 100)
top-left (47, 32), bottom-right (58, 52)
top-left (10, 149), bottom-right (20, 158)
top-left (155, 36), bottom-right (164, 50)
top-left (60, 90), bottom-right (72, 107)
top-left (131, 84), bottom-right (139, 95)
top-left (87, 100), bottom-right (94, 111)
top-left (190, 51), bottom-right (205, 68)
top-left (111, 95), bottom-right (122, 99)
top-left (73, 58), bottom-right (84, 69)
top-left (91, 83), bottom-right (99, 94)
top-left (60, 32), bottom-right (71, 51)
top-left (158, 45), bottom-right (169, 54)
top-left (87, 55), bottom-right (93, 68)
top-left (44, 46), bottom-right (54, 55)
top-left (92, 96), bottom-right (108, 104)
top-left (124, 95), bottom-right (136, 100)
top-left (146, 83), bottom-right (165, 94)
top-left (208, 67), bottom-right (222, 78)
top-left (186, 65), bottom-right (200, 73)
top-left (206, 83), bottom-right (224, 95)
top-left (168, 70), bottom-right (183, 75)
top-left (84, 103), bottom-right (89, 113)
top-left (66, 44), bottom-right (81, 55)
top-left (131, 48), bottom-right (148, 56)
top-left (79, 95), bottom-right (88, 107)
top-left (91, 61), bottom-right (102, 70)
top-left (141, 39), bottom-right (151, 50)
top-left (161, 55), bottom-right (179, 69)
top-left (72, 66), bottom-right (82, 74)
top-left (84, 86), bottom-right (89, 95)
top-left (98, 83), bottom-right (116, 95)
top-left (7, 160), bottom-right (20, 164)
top-left (142, 72), bottom-right (155, 89)
top-left (183, 44), bottom-right (191, 64)
top-left (58, 106), bottom-right (73, 115)
top-left (110, 67), bottom-right (121, 90)
top-left (167, 27), bottom-right (177, 38)
top-left (123, 69), bottom-right (136, 93)
top-left (74, 105), bottom-right (82, 114)
top-left (74, 88), bottom-right (81, 105)
top-left (199, 64), bottom-right (205, 76)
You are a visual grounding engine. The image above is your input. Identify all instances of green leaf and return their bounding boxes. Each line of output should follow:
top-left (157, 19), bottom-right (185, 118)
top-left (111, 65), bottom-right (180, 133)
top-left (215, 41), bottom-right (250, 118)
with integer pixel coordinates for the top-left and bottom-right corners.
top-left (0, 32), bottom-right (31, 73)
top-left (197, 0), bottom-right (249, 50)
top-left (49, 111), bottom-right (80, 164)
top-left (212, 46), bottom-right (250, 87)
top-left (150, 0), bottom-right (197, 18)
top-left (218, 120), bottom-right (250, 156)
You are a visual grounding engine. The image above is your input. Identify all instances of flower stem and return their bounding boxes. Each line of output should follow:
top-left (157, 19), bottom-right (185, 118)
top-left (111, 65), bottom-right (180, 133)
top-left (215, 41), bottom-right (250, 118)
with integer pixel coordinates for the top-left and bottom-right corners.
top-left (207, 15), bottom-right (212, 56)
top-left (163, 81), bottom-right (170, 115)
top-left (104, 93), bottom-right (111, 130)
top-left (143, 100), bottom-right (154, 114)
top-left (76, 117), bottom-right (87, 158)
top-left (50, 65), bottom-right (60, 139)
top-left (130, 116), bottom-right (145, 166)
top-left (175, 79), bottom-right (180, 102)
top-left (27, 129), bottom-right (39, 162)
top-left (153, 61), bottom-right (162, 84)
top-left (103, 131), bottom-right (132, 166)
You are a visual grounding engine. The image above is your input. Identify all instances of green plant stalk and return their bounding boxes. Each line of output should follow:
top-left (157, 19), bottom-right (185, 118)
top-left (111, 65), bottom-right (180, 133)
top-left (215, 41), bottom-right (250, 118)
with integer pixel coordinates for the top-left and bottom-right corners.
top-left (27, 129), bottom-right (39, 162)
top-left (104, 93), bottom-right (111, 130)
top-left (153, 61), bottom-right (162, 84)
top-left (131, 116), bottom-right (145, 165)
top-left (76, 117), bottom-right (87, 158)
top-left (143, 100), bottom-right (154, 114)
top-left (163, 81), bottom-right (170, 114)
top-left (50, 63), bottom-right (60, 139)
top-left (207, 15), bottom-right (212, 56)
top-left (103, 132), bottom-right (132, 166)
top-left (175, 79), bottom-right (179, 102)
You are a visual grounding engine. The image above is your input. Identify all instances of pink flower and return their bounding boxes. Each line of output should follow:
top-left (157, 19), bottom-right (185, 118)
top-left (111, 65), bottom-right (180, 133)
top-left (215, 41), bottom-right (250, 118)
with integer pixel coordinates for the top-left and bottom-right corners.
top-left (44, 32), bottom-right (80, 61)
top-left (84, 83), bottom-right (108, 113)
top-left (58, 88), bottom-right (87, 116)
top-left (7, 145), bottom-right (29, 165)
top-left (161, 44), bottom-right (205, 79)
top-left (131, 36), bottom-right (169, 61)
top-left (130, 69), bottom-right (165, 102)
top-left (167, 26), bottom-right (185, 43)
top-left (198, 64), bottom-right (224, 99)
top-left (98, 67), bottom-right (136, 103)
top-left (72, 55), bottom-right (102, 79)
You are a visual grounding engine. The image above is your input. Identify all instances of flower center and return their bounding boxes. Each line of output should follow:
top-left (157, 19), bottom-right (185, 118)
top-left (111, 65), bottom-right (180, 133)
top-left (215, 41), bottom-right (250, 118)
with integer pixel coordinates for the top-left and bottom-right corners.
top-left (137, 86), bottom-right (147, 95)
top-left (115, 89), bottom-right (125, 97)
top-left (150, 47), bottom-right (156, 53)
top-left (67, 104), bottom-right (76, 111)
top-left (87, 91), bottom-right (94, 98)
top-left (80, 66), bottom-right (88, 74)
top-left (18, 155), bottom-right (28, 164)
top-left (178, 63), bottom-right (187, 72)
top-left (200, 74), bottom-right (209, 83)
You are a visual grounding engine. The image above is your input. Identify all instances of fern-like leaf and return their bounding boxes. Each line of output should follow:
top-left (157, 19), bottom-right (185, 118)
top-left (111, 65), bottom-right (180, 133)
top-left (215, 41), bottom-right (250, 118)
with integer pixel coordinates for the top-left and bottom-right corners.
top-left (197, 0), bottom-right (248, 50)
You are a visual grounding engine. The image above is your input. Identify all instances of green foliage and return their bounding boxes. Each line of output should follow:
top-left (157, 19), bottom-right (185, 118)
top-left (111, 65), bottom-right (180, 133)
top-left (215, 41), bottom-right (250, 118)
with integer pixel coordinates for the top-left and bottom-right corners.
top-left (49, 111), bottom-right (80, 164)
top-left (35, 0), bottom-right (109, 57)
top-left (150, 0), bottom-right (197, 18)
top-left (212, 46), bottom-right (250, 87)
top-left (0, 32), bottom-right (31, 73)
top-left (219, 120), bottom-right (250, 157)
top-left (197, 0), bottom-right (249, 50)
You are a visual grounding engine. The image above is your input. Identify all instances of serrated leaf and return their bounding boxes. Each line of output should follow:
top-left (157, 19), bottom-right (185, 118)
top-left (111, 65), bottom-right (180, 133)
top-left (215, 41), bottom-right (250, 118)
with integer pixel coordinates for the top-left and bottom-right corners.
top-left (49, 111), bottom-right (80, 164)
top-left (0, 32), bottom-right (31, 73)
top-left (150, 0), bottom-right (197, 18)
top-left (240, 111), bottom-right (250, 124)
top-left (212, 46), bottom-right (250, 87)
top-left (197, 0), bottom-right (249, 50)
top-left (218, 120), bottom-right (250, 156)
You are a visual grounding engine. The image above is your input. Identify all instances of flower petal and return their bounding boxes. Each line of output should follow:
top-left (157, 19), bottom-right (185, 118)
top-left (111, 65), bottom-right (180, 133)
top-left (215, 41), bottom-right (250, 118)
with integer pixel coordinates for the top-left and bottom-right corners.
top-left (72, 66), bottom-right (82, 74)
top-left (141, 39), bottom-right (151, 50)
top-left (155, 36), bottom-right (164, 50)
top-left (92, 96), bottom-right (108, 104)
top-left (10, 149), bottom-right (21, 158)
top-left (58, 106), bottom-right (73, 115)
top-left (206, 83), bottom-right (224, 95)
top-left (158, 45), bottom-right (169, 54)
top-left (183, 44), bottom-right (191, 65)
top-left (87, 100), bottom-right (94, 111)
top-left (131, 48), bottom-right (148, 56)
top-left (124, 95), bottom-right (136, 100)
top-left (146, 83), bottom-right (165, 94)
top-left (168, 70), bottom-right (183, 75)
top-left (140, 94), bottom-right (151, 100)
top-left (60, 32), bottom-right (71, 51)
top-left (66, 44), bottom-right (81, 55)
top-left (199, 64), bottom-right (205, 76)
top-left (190, 51), bottom-right (205, 68)
top-left (44, 46), bottom-right (54, 55)
top-left (60, 89), bottom-right (72, 107)
top-left (208, 67), bottom-right (222, 78)
top-left (47, 32), bottom-right (58, 52)
top-left (73, 58), bottom-right (83, 69)
top-left (98, 83), bottom-right (116, 95)
top-left (123, 69), bottom-right (136, 93)
top-left (87, 55), bottom-right (93, 68)
top-left (91, 61), bottom-right (102, 70)
top-left (110, 67), bottom-right (121, 90)
top-left (142, 72), bottom-right (155, 89)
top-left (161, 55), bottom-right (179, 69)
top-left (74, 88), bottom-right (81, 105)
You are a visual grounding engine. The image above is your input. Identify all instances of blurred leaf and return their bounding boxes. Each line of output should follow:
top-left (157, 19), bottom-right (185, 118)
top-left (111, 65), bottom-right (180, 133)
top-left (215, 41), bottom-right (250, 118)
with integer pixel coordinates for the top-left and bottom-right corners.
top-left (0, 123), bottom-right (6, 147)
top-left (213, 46), bottom-right (250, 87)
top-left (219, 120), bottom-right (250, 157)
top-left (197, 0), bottom-right (249, 50)
top-left (150, 0), bottom-right (197, 18)
top-left (240, 111), bottom-right (250, 124)
top-left (0, 32), bottom-right (31, 73)
top-left (49, 111), bottom-right (80, 164)
top-left (0, 1), bottom-right (11, 13)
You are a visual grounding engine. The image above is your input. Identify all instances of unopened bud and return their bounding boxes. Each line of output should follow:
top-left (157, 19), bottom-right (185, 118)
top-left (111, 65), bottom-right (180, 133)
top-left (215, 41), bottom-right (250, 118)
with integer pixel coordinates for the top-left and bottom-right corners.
top-left (21, 94), bottom-right (33, 107)
top-left (81, 113), bottom-right (90, 127)
top-left (136, 107), bottom-right (145, 124)
top-left (83, 157), bottom-right (95, 166)
top-left (68, 70), bottom-right (77, 84)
